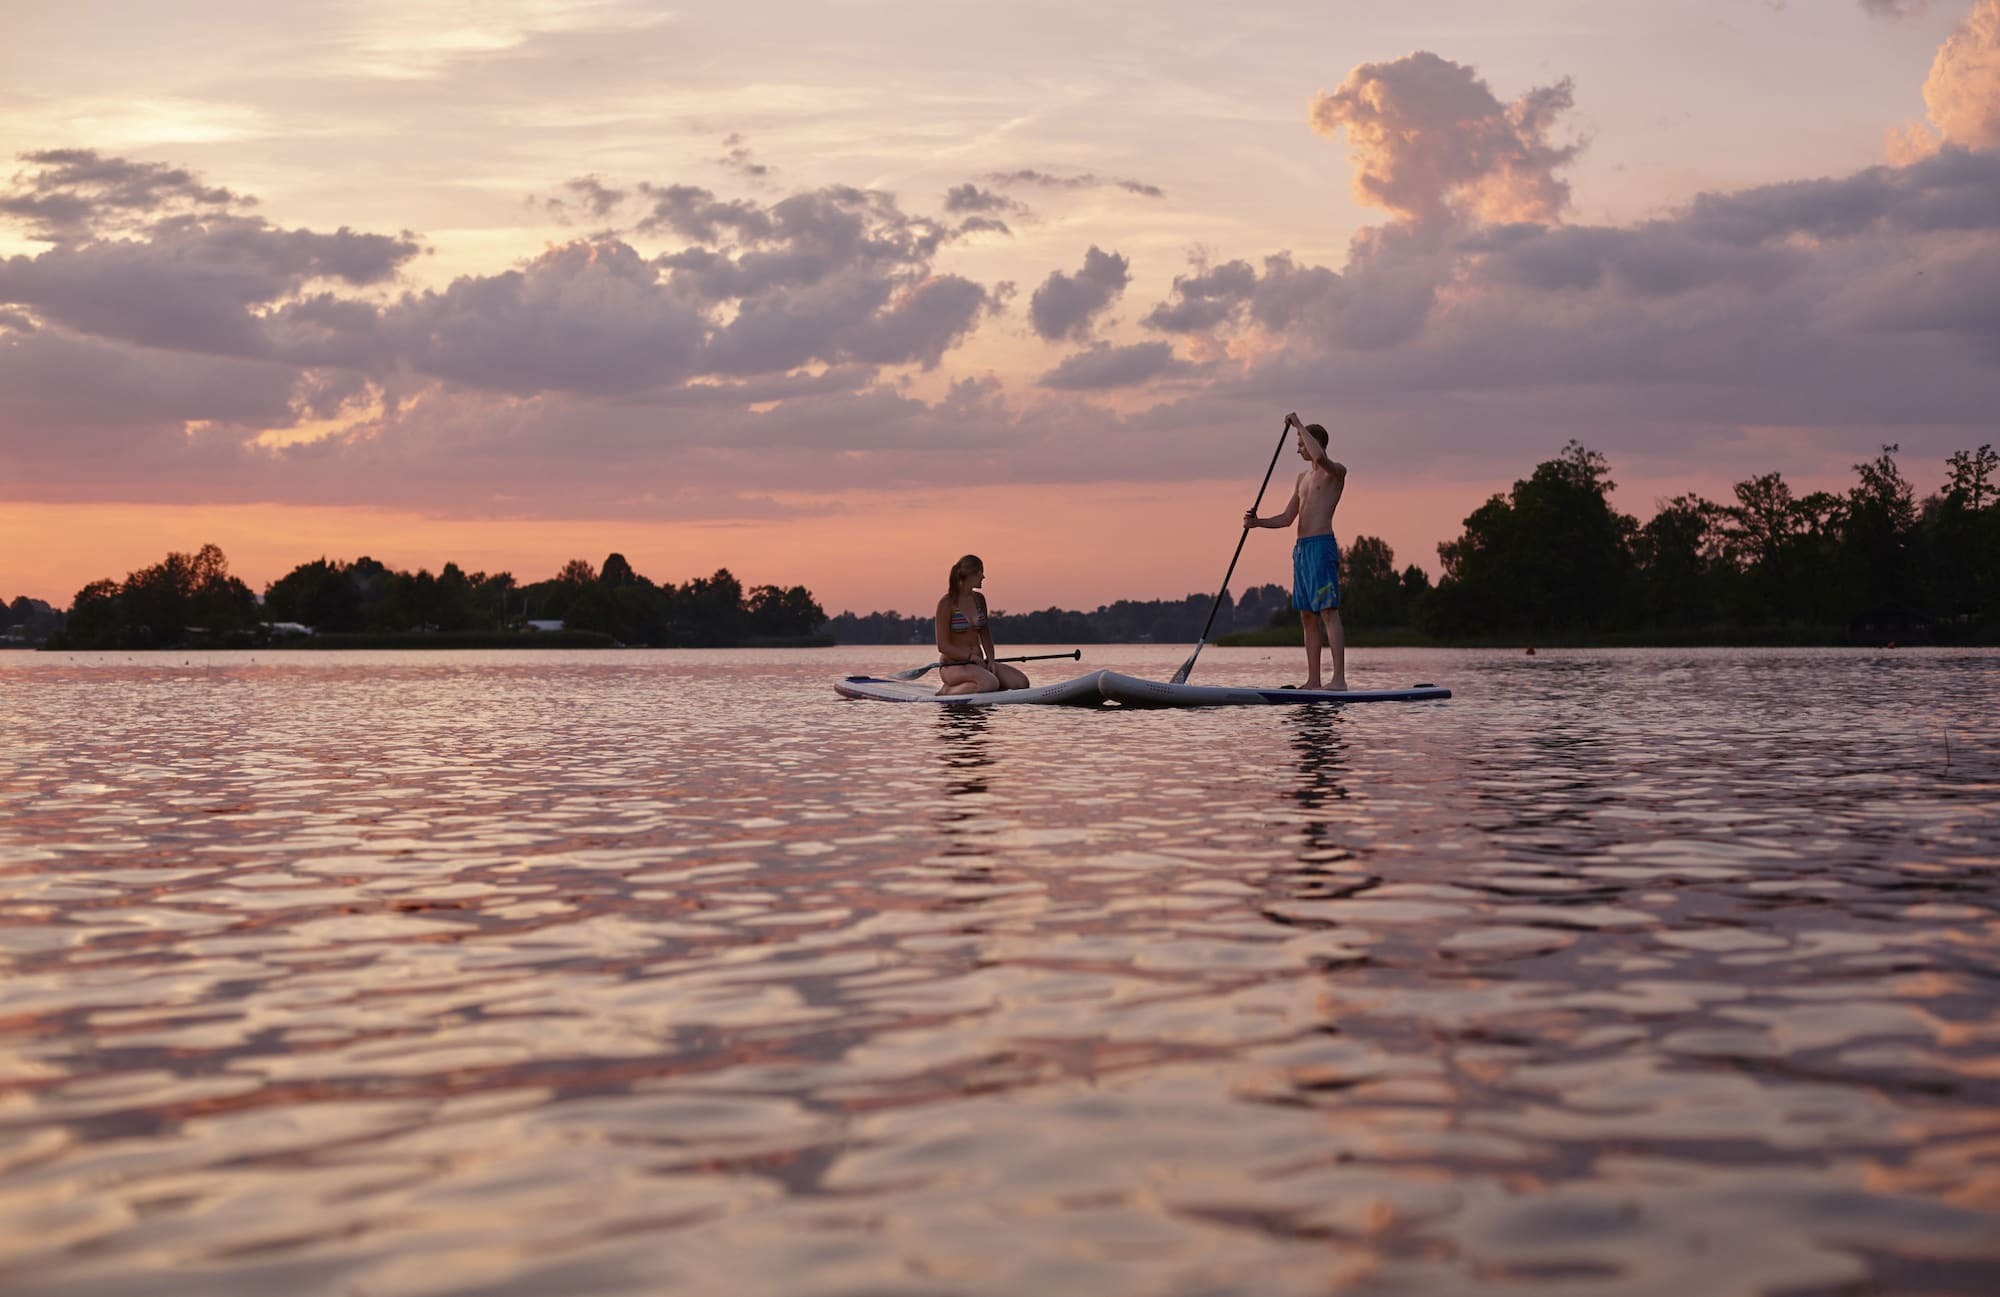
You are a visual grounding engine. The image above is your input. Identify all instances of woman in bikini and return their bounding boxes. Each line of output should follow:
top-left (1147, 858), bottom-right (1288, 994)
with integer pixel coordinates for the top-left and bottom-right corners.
top-left (935, 554), bottom-right (1031, 695)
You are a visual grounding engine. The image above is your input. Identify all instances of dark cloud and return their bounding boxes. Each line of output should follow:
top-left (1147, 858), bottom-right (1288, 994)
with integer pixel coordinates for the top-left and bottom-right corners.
top-left (1038, 341), bottom-right (1185, 390)
top-left (1143, 259), bottom-right (1258, 334)
top-left (543, 175), bottom-right (626, 222)
top-left (717, 133), bottom-right (771, 179)
top-left (951, 215), bottom-right (1014, 239)
top-left (0, 212), bottom-right (420, 360)
top-left (984, 170), bottom-right (1165, 199)
top-left (0, 148), bottom-right (245, 244)
top-left (0, 325), bottom-right (300, 461)
top-left (1028, 245), bottom-right (1130, 341)
top-left (1144, 251), bottom-right (1413, 347)
top-left (944, 183), bottom-right (1011, 214)
top-left (1683, 147), bottom-right (2000, 245)
top-left (637, 183), bottom-right (775, 242)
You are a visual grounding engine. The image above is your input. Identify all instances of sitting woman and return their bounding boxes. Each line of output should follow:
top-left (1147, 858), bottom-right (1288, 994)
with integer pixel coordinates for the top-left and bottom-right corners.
top-left (935, 554), bottom-right (1031, 695)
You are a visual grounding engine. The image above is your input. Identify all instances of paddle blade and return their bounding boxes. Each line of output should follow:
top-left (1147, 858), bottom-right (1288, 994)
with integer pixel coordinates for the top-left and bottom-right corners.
top-left (889, 662), bottom-right (941, 680)
top-left (1170, 642), bottom-right (1203, 685)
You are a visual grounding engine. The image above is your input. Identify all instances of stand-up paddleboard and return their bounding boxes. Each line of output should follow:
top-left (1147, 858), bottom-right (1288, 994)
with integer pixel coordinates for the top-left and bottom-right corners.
top-left (835, 670), bottom-right (1109, 706)
top-left (1095, 670), bottom-right (1449, 708)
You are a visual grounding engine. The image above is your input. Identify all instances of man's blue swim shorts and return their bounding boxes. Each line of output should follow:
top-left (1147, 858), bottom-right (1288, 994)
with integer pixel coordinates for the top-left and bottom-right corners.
top-left (1292, 533), bottom-right (1341, 612)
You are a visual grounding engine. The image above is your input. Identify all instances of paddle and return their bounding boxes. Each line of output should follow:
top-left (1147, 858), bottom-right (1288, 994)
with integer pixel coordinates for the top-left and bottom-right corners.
top-left (890, 649), bottom-right (1082, 681)
top-left (1171, 415), bottom-right (1293, 685)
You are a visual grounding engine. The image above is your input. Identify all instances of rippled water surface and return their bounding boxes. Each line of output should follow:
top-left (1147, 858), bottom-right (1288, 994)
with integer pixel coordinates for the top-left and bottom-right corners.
top-left (2, 646), bottom-right (1997, 1296)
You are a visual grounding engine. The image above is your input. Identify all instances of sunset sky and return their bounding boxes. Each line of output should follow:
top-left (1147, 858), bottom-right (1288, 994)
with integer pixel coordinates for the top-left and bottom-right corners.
top-left (4, 0), bottom-right (1997, 615)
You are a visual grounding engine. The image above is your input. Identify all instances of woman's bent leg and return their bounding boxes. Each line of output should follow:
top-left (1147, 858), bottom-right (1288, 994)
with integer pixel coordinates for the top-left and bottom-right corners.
top-left (938, 664), bottom-right (1000, 695)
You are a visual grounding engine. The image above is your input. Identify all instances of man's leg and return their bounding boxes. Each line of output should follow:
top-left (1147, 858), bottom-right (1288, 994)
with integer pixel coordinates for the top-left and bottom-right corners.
top-left (1300, 611), bottom-right (1324, 689)
top-left (1321, 608), bottom-right (1347, 691)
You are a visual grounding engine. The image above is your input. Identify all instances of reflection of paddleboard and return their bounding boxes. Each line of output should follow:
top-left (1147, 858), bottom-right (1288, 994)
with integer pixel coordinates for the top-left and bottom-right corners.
top-left (1093, 670), bottom-right (1451, 708)
top-left (835, 670), bottom-right (1109, 706)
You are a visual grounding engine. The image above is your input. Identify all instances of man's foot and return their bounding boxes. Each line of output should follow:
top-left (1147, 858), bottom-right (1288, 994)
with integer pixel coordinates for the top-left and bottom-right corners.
top-left (1328, 679), bottom-right (1348, 692)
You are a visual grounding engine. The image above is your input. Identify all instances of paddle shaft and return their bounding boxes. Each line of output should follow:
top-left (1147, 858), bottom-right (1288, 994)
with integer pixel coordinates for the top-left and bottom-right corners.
top-left (897, 649), bottom-right (1082, 680)
top-left (1172, 418), bottom-right (1292, 684)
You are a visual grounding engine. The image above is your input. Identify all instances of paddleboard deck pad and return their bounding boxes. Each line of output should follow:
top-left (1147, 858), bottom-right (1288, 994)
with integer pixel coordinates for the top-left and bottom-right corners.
top-left (835, 670), bottom-right (1110, 705)
top-left (835, 669), bottom-right (1449, 707)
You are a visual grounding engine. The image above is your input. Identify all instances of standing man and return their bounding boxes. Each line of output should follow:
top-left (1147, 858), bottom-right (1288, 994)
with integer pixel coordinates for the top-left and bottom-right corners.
top-left (1243, 412), bottom-right (1347, 690)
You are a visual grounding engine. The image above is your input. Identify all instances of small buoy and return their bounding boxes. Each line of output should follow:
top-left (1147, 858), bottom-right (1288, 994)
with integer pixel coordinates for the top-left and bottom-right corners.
top-left (1886, 640), bottom-right (1897, 649)
top-left (1525, 646), bottom-right (1536, 656)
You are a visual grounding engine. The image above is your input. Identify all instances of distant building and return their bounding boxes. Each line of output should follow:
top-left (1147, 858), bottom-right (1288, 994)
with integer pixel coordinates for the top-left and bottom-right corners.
top-left (526, 619), bottom-right (566, 632)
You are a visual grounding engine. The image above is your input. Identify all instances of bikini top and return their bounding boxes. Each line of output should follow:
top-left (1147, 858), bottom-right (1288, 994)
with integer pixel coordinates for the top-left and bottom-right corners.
top-left (949, 602), bottom-right (989, 631)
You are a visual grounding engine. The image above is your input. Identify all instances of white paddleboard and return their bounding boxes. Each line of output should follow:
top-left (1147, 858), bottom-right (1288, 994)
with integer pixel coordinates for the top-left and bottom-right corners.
top-left (835, 669), bottom-right (1110, 706)
top-left (1094, 670), bottom-right (1450, 708)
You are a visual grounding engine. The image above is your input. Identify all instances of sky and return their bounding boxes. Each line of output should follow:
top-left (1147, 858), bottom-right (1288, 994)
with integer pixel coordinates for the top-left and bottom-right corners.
top-left (3, 0), bottom-right (1997, 615)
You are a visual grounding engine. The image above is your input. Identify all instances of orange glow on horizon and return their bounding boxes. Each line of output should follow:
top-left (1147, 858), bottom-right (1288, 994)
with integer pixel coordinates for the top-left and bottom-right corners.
top-left (1, 466), bottom-right (1879, 618)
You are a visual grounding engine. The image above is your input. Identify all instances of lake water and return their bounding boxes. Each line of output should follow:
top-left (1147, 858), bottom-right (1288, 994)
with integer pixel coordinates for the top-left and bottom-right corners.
top-left (2, 646), bottom-right (1997, 1296)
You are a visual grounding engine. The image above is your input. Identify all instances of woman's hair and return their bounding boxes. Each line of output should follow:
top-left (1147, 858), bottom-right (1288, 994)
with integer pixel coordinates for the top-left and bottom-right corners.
top-left (946, 554), bottom-right (984, 598)
top-left (1302, 423), bottom-right (1329, 450)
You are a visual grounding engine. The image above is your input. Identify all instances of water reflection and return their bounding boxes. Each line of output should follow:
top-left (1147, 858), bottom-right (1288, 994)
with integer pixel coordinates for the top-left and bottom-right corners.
top-left (0, 647), bottom-right (1995, 1296)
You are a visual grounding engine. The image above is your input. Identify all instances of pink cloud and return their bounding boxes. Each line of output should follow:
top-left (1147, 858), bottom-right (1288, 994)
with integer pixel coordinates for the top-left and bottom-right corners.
top-left (1307, 52), bottom-right (1580, 227)
top-left (1890, 0), bottom-right (2000, 160)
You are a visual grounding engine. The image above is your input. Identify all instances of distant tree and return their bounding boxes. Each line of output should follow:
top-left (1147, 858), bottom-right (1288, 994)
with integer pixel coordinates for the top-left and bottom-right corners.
top-left (54, 579), bottom-right (125, 649)
top-left (1842, 445), bottom-right (1918, 630)
top-left (600, 553), bottom-right (637, 587)
top-left (1717, 473), bottom-right (1844, 629)
top-left (2, 595), bottom-right (63, 644)
top-left (1340, 535), bottom-right (1404, 628)
top-left (1920, 444), bottom-right (2000, 634)
top-left (1429, 442), bottom-right (1637, 636)
top-left (264, 558), bottom-right (363, 631)
top-left (1634, 494), bottom-right (1724, 630)
top-left (50, 544), bottom-right (254, 649)
top-left (747, 584), bottom-right (828, 640)
top-left (669, 568), bottom-right (748, 645)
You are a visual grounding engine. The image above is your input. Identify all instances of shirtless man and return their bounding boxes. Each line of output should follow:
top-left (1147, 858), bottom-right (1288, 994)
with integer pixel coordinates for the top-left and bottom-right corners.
top-left (1242, 412), bottom-right (1348, 690)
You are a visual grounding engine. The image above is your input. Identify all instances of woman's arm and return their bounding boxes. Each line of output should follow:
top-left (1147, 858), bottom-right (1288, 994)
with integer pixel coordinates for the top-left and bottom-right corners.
top-left (976, 596), bottom-right (996, 664)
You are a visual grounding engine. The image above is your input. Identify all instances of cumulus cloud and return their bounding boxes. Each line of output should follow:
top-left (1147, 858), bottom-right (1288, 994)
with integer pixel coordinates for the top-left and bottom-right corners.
top-left (1028, 245), bottom-right (1130, 341)
top-left (389, 240), bottom-right (706, 394)
top-left (1308, 52), bottom-right (1580, 227)
top-left (1890, 0), bottom-right (2000, 159)
top-left (1923, 0), bottom-right (2000, 147)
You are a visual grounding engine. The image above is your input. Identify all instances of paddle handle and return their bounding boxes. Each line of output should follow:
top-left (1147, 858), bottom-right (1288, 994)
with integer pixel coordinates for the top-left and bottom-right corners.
top-left (1173, 417), bottom-right (1293, 683)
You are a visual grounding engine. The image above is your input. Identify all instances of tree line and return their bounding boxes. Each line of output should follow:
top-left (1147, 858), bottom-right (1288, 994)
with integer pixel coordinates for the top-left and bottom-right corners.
top-left (42, 547), bottom-right (829, 649)
top-left (1371, 441), bottom-right (1997, 643)
top-left (826, 584), bottom-right (1296, 645)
